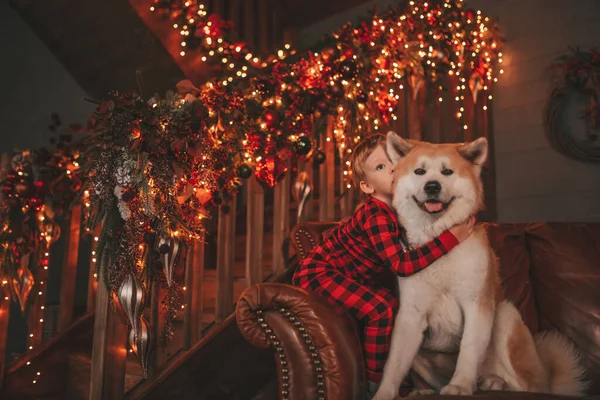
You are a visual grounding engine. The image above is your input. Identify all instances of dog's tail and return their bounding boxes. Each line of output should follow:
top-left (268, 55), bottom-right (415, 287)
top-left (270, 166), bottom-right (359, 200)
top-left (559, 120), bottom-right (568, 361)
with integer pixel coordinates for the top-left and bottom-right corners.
top-left (534, 331), bottom-right (589, 396)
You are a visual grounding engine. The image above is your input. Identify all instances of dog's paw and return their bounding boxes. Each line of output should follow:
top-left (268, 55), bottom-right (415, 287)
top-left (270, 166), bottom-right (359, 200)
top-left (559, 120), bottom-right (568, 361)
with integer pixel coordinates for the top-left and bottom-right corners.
top-left (440, 384), bottom-right (473, 396)
top-left (479, 375), bottom-right (508, 391)
top-left (407, 389), bottom-right (437, 397)
top-left (371, 386), bottom-right (399, 400)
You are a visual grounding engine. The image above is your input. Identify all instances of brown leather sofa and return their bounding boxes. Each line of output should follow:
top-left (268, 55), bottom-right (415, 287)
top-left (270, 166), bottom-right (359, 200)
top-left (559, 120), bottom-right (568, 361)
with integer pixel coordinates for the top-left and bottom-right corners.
top-left (236, 222), bottom-right (600, 399)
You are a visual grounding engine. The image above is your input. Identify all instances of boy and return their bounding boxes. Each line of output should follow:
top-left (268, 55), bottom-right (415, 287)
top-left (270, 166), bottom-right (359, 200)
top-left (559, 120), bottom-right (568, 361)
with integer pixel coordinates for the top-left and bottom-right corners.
top-left (292, 133), bottom-right (475, 395)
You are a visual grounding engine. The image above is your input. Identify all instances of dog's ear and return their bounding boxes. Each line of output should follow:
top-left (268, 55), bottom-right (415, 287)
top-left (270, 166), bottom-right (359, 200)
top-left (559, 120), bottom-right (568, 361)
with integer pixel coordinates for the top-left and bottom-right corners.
top-left (458, 137), bottom-right (488, 165)
top-left (387, 131), bottom-right (413, 164)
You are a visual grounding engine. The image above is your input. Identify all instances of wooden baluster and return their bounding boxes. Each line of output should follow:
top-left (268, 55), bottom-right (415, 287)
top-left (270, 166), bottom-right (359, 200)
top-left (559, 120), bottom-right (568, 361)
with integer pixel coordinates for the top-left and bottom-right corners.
top-left (0, 154), bottom-right (9, 388)
top-left (27, 248), bottom-right (48, 348)
top-left (462, 75), bottom-right (475, 143)
top-left (296, 157), bottom-right (314, 222)
top-left (228, 0), bottom-right (240, 41)
top-left (89, 262), bottom-right (128, 400)
top-left (392, 80), bottom-right (408, 137)
top-left (408, 76), bottom-right (423, 140)
top-left (244, 0), bottom-right (255, 49)
top-left (339, 153), bottom-right (347, 220)
top-left (272, 159), bottom-right (290, 272)
top-left (211, 0), bottom-right (222, 16)
top-left (58, 202), bottom-right (83, 332)
top-left (441, 74), bottom-right (459, 143)
top-left (215, 197), bottom-right (236, 322)
top-left (319, 116), bottom-right (336, 221)
top-left (184, 235), bottom-right (205, 349)
top-left (148, 280), bottom-right (160, 379)
top-left (480, 85), bottom-right (497, 222)
top-left (0, 288), bottom-right (10, 389)
top-left (87, 225), bottom-right (101, 313)
top-left (245, 177), bottom-right (264, 287)
top-left (257, 0), bottom-right (269, 56)
top-left (429, 82), bottom-right (442, 144)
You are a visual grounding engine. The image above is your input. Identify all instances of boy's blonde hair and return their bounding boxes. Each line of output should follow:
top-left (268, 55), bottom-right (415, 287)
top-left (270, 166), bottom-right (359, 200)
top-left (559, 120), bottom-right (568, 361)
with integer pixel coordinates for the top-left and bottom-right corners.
top-left (350, 133), bottom-right (387, 187)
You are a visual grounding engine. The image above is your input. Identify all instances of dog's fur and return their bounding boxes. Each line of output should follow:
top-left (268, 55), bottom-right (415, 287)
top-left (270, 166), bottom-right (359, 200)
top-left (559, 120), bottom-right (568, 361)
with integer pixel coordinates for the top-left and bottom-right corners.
top-left (372, 132), bottom-right (587, 399)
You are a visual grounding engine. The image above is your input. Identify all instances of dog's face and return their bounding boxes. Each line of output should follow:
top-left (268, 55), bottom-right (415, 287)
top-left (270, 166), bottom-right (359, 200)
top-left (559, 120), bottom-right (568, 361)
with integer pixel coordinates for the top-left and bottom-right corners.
top-left (386, 131), bottom-right (488, 223)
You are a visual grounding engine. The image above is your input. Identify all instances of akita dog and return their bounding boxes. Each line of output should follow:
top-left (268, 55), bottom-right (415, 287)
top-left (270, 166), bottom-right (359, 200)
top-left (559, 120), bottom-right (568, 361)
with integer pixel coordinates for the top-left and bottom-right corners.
top-left (373, 132), bottom-right (587, 399)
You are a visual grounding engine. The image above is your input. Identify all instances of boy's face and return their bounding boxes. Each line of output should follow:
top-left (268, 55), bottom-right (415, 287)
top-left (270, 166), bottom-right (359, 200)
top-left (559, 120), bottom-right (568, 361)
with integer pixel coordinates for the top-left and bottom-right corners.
top-left (359, 145), bottom-right (395, 199)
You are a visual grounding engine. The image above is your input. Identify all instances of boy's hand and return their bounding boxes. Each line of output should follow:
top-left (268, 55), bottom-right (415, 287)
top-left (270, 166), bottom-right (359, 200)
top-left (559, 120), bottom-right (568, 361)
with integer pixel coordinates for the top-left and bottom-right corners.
top-left (449, 215), bottom-right (477, 242)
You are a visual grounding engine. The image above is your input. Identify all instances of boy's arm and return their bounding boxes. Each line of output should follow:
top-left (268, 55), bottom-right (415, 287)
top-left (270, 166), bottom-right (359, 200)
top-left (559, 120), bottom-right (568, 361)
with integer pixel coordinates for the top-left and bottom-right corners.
top-left (365, 212), bottom-right (459, 277)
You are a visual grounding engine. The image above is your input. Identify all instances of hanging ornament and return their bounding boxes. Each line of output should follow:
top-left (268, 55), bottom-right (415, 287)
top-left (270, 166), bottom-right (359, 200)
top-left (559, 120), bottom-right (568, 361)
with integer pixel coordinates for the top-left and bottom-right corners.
top-left (315, 150), bottom-right (326, 165)
top-left (465, 9), bottom-right (476, 21)
top-left (263, 110), bottom-right (279, 130)
top-left (255, 155), bottom-right (288, 188)
top-left (129, 316), bottom-right (152, 377)
top-left (292, 172), bottom-right (312, 222)
top-left (236, 163), bottom-right (253, 179)
top-left (469, 72), bottom-right (484, 104)
top-left (338, 59), bottom-right (357, 80)
top-left (315, 99), bottom-right (329, 113)
top-left (193, 187), bottom-right (212, 205)
top-left (40, 217), bottom-right (61, 246)
top-left (357, 91), bottom-right (368, 104)
top-left (117, 272), bottom-right (146, 337)
top-left (158, 236), bottom-right (180, 286)
top-left (12, 254), bottom-right (34, 312)
top-left (293, 136), bottom-right (313, 157)
top-left (330, 82), bottom-right (345, 99)
top-left (11, 152), bottom-right (31, 173)
top-left (255, 78), bottom-right (274, 95)
top-left (409, 75), bottom-right (423, 101)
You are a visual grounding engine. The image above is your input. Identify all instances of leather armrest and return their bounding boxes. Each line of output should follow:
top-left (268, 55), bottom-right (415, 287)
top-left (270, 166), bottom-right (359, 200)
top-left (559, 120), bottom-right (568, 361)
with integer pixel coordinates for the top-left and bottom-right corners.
top-left (290, 222), bottom-right (339, 259)
top-left (236, 283), bottom-right (366, 400)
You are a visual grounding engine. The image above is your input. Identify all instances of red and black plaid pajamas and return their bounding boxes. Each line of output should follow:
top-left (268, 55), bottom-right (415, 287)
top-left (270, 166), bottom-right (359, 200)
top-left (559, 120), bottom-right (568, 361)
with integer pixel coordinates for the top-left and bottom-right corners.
top-left (292, 196), bottom-right (458, 383)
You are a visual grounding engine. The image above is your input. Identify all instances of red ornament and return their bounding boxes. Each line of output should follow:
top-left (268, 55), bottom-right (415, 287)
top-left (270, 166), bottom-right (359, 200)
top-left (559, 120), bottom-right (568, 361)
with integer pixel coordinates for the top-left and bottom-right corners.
top-left (264, 110), bottom-right (279, 129)
top-left (465, 9), bottom-right (475, 21)
top-left (255, 155), bottom-right (288, 188)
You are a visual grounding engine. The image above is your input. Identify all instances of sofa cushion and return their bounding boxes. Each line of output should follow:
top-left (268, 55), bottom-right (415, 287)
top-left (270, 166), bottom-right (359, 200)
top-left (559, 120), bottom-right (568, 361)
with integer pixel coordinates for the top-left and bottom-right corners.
top-left (526, 223), bottom-right (600, 395)
top-left (486, 223), bottom-right (539, 334)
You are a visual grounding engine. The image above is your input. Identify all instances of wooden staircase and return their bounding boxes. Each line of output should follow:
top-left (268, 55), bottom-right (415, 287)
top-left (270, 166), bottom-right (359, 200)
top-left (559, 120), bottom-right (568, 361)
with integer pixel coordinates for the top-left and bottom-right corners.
top-left (0, 188), bottom-right (317, 399)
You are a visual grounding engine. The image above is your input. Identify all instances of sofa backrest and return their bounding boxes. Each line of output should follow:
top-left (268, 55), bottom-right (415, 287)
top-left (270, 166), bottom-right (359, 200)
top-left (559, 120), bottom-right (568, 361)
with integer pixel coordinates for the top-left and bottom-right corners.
top-left (524, 223), bottom-right (600, 394)
top-left (291, 221), bottom-right (600, 394)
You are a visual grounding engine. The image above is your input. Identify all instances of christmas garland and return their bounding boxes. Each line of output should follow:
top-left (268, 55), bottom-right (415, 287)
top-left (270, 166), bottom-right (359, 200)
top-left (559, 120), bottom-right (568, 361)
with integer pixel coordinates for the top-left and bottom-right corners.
top-left (79, 0), bottom-right (504, 344)
top-left (546, 47), bottom-right (600, 162)
top-left (0, 131), bottom-right (82, 312)
top-left (147, 0), bottom-right (504, 185)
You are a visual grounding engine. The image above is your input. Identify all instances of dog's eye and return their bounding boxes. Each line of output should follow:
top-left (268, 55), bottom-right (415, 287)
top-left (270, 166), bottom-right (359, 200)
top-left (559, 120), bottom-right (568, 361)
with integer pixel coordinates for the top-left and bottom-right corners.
top-left (414, 168), bottom-right (426, 175)
top-left (442, 168), bottom-right (454, 176)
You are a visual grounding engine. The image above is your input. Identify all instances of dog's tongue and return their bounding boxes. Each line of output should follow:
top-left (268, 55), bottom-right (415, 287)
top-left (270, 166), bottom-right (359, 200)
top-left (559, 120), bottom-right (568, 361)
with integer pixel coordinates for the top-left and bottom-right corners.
top-left (425, 201), bottom-right (443, 213)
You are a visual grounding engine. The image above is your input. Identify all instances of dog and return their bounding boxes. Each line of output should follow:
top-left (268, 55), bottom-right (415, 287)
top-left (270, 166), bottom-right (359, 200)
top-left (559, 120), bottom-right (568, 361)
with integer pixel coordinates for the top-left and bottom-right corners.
top-left (372, 132), bottom-right (587, 399)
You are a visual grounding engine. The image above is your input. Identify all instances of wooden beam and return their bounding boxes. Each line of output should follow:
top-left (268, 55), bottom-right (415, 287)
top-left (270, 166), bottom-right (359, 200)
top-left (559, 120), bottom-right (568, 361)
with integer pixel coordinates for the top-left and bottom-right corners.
top-left (89, 264), bottom-right (128, 400)
top-left (58, 202), bottom-right (83, 332)
top-left (215, 197), bottom-right (236, 322)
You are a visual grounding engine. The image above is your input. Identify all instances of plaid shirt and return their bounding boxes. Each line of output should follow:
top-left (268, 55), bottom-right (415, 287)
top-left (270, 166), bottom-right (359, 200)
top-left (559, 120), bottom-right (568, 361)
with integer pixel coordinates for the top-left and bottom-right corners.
top-left (294, 196), bottom-right (459, 285)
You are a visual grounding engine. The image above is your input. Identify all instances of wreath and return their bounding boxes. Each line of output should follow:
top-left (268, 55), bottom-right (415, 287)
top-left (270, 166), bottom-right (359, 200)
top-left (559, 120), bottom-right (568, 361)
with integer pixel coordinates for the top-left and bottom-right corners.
top-left (545, 47), bottom-right (600, 162)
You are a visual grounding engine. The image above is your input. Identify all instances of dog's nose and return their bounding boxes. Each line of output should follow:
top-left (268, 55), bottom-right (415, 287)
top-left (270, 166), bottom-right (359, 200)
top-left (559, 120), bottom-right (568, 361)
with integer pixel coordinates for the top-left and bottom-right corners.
top-left (424, 181), bottom-right (441, 196)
